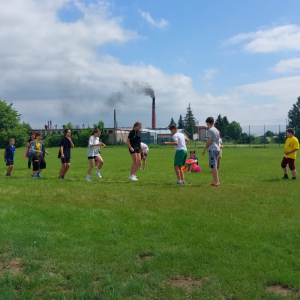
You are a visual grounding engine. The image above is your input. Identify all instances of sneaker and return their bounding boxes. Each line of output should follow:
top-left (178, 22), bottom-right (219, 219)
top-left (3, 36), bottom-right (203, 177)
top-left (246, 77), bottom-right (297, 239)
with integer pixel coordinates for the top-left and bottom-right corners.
top-left (31, 175), bottom-right (35, 179)
top-left (129, 175), bottom-right (138, 181)
top-left (292, 177), bottom-right (296, 180)
top-left (86, 177), bottom-right (92, 182)
top-left (36, 173), bottom-right (42, 178)
top-left (282, 175), bottom-right (289, 179)
top-left (210, 183), bottom-right (220, 187)
top-left (182, 180), bottom-right (186, 184)
top-left (62, 175), bottom-right (65, 179)
top-left (177, 180), bottom-right (183, 184)
top-left (95, 171), bottom-right (102, 178)
top-left (6, 174), bottom-right (10, 176)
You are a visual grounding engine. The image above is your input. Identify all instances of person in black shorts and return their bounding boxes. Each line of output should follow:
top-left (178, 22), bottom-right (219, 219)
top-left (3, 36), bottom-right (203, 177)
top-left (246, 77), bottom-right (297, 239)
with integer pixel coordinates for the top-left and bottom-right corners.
top-left (29, 132), bottom-right (49, 178)
top-left (58, 129), bottom-right (74, 179)
top-left (25, 132), bottom-right (35, 169)
top-left (126, 122), bottom-right (142, 181)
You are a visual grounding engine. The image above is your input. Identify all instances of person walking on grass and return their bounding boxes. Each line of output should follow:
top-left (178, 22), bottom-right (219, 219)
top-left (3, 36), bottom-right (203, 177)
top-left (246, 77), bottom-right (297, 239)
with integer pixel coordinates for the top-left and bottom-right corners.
top-left (140, 142), bottom-right (149, 170)
top-left (202, 117), bottom-right (220, 186)
top-left (25, 132), bottom-right (35, 169)
top-left (58, 129), bottom-right (74, 179)
top-left (4, 138), bottom-right (16, 177)
top-left (29, 132), bottom-right (49, 178)
top-left (94, 131), bottom-right (106, 178)
top-left (86, 129), bottom-right (104, 181)
top-left (163, 124), bottom-right (189, 184)
top-left (127, 122), bottom-right (142, 181)
top-left (281, 128), bottom-right (299, 180)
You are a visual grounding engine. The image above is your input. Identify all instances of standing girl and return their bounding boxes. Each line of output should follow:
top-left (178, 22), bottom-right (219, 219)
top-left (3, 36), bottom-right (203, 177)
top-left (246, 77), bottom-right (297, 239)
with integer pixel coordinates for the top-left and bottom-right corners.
top-left (86, 129), bottom-right (104, 181)
top-left (127, 122), bottom-right (142, 181)
top-left (58, 129), bottom-right (74, 179)
top-left (25, 132), bottom-right (35, 169)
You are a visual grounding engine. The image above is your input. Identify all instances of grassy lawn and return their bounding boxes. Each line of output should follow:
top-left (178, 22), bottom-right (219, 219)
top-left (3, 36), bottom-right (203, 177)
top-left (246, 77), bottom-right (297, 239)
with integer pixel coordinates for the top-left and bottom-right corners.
top-left (1, 145), bottom-right (300, 299)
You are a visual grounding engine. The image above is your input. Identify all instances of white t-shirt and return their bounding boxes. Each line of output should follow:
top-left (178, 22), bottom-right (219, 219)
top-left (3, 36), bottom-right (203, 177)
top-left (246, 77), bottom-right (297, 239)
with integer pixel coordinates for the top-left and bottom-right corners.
top-left (172, 132), bottom-right (187, 151)
top-left (219, 138), bottom-right (223, 147)
top-left (141, 142), bottom-right (149, 154)
top-left (87, 136), bottom-right (100, 157)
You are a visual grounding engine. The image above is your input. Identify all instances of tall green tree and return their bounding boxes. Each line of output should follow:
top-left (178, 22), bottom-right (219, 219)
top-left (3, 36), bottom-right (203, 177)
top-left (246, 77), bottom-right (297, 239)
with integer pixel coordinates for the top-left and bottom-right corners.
top-left (222, 116), bottom-right (229, 127)
top-left (288, 97), bottom-right (300, 128)
top-left (226, 121), bottom-right (242, 142)
top-left (183, 103), bottom-right (197, 139)
top-left (215, 115), bottom-right (224, 136)
top-left (169, 118), bottom-right (176, 126)
top-left (0, 99), bottom-right (28, 147)
top-left (177, 115), bottom-right (184, 129)
top-left (93, 120), bottom-right (108, 143)
top-left (63, 122), bottom-right (74, 130)
top-left (21, 122), bottom-right (32, 131)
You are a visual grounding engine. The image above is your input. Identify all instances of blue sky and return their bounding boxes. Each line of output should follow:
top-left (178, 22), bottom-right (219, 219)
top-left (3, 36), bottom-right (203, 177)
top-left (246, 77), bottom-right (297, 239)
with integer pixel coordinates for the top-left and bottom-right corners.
top-left (0, 0), bottom-right (300, 129)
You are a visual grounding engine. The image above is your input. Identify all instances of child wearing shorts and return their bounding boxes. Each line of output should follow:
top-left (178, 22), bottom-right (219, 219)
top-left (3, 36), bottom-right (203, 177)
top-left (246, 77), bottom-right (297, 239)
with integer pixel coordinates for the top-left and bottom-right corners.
top-left (163, 124), bottom-right (189, 184)
top-left (4, 138), bottom-right (16, 176)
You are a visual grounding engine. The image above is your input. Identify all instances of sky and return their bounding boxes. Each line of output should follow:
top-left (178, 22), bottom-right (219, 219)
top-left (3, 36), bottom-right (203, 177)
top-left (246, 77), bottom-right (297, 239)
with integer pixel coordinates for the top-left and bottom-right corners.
top-left (0, 0), bottom-right (300, 130)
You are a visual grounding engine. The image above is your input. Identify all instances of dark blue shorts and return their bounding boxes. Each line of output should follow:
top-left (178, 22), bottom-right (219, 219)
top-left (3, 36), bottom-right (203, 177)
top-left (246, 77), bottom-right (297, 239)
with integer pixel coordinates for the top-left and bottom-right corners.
top-left (6, 159), bottom-right (14, 166)
top-left (61, 157), bottom-right (70, 164)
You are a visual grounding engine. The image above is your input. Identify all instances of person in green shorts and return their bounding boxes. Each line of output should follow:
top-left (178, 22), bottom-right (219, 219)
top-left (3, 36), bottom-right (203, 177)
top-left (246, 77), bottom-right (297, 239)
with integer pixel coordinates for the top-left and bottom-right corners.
top-left (163, 124), bottom-right (189, 184)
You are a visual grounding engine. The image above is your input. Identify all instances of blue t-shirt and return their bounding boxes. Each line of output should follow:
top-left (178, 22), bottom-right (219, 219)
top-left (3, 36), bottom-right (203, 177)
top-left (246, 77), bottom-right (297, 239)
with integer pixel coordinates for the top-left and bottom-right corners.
top-left (5, 145), bottom-right (16, 160)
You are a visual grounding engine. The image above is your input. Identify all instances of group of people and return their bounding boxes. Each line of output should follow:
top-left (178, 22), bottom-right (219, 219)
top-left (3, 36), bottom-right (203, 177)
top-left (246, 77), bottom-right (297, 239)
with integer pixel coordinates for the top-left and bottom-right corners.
top-left (3, 117), bottom-right (299, 184)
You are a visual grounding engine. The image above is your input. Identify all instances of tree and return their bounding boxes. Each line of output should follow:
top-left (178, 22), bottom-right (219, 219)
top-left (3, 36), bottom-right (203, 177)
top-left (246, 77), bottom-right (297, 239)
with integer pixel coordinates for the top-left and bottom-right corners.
top-left (288, 97), bottom-right (300, 128)
top-left (222, 116), bottom-right (229, 127)
top-left (178, 115), bottom-right (184, 129)
top-left (93, 120), bottom-right (108, 144)
top-left (265, 130), bottom-right (274, 137)
top-left (0, 99), bottom-right (28, 147)
top-left (215, 115), bottom-right (224, 136)
top-left (169, 118), bottom-right (176, 126)
top-left (226, 121), bottom-right (242, 142)
top-left (183, 103), bottom-right (197, 139)
top-left (21, 122), bottom-right (32, 131)
top-left (63, 122), bottom-right (74, 130)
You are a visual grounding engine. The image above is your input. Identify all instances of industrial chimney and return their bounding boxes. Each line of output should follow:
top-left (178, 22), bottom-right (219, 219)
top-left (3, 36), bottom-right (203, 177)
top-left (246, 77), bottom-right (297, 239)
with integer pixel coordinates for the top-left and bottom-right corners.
top-left (152, 97), bottom-right (156, 129)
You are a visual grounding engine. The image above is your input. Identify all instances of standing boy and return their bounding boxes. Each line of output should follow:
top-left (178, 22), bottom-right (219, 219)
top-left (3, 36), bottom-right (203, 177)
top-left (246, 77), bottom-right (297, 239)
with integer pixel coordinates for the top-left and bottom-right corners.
top-left (4, 138), bottom-right (16, 176)
top-left (163, 124), bottom-right (189, 184)
top-left (202, 117), bottom-right (220, 186)
top-left (29, 132), bottom-right (49, 178)
top-left (281, 128), bottom-right (299, 180)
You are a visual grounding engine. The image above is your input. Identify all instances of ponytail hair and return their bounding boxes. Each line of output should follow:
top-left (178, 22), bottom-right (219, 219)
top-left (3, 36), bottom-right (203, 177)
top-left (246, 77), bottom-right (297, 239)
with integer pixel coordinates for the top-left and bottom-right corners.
top-left (90, 128), bottom-right (100, 136)
top-left (133, 122), bottom-right (142, 129)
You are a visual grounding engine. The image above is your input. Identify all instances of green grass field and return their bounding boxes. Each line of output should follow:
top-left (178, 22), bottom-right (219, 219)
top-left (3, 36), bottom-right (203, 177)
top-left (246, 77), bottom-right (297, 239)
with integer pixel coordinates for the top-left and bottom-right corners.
top-left (1, 146), bottom-right (300, 299)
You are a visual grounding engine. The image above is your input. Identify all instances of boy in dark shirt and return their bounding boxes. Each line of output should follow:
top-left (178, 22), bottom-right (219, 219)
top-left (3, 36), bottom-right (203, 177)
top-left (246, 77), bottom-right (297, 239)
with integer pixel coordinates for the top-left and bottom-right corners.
top-left (4, 138), bottom-right (16, 176)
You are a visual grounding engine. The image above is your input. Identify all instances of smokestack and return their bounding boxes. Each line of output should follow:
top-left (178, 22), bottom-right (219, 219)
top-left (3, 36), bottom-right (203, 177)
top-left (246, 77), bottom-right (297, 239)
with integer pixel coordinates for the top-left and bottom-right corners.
top-left (152, 97), bottom-right (156, 129)
top-left (114, 109), bottom-right (117, 129)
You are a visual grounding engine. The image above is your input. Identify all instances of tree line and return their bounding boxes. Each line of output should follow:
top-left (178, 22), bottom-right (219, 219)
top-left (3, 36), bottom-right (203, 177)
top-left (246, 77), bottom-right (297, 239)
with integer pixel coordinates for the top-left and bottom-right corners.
top-left (0, 99), bottom-right (108, 148)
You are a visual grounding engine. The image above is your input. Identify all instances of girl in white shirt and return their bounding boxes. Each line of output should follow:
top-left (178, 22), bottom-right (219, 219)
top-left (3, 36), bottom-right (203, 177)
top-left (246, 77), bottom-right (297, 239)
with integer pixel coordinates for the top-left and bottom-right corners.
top-left (86, 129), bottom-right (105, 181)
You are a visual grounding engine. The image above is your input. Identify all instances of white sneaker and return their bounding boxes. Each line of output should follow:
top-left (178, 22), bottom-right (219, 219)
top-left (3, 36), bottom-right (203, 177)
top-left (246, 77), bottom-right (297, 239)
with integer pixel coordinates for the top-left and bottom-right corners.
top-left (129, 175), bottom-right (138, 181)
top-left (95, 171), bottom-right (102, 178)
top-left (177, 180), bottom-right (183, 184)
top-left (86, 177), bottom-right (92, 182)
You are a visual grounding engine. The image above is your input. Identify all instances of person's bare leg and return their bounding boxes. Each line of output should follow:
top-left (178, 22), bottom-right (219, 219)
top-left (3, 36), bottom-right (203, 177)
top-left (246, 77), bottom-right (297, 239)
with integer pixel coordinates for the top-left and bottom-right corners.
top-left (179, 167), bottom-right (184, 181)
top-left (212, 168), bottom-right (219, 184)
top-left (63, 163), bottom-right (70, 176)
top-left (174, 165), bottom-right (181, 180)
top-left (130, 154), bottom-right (136, 175)
top-left (217, 157), bottom-right (221, 171)
top-left (283, 167), bottom-right (288, 175)
top-left (134, 154), bottom-right (141, 175)
top-left (87, 159), bottom-right (94, 175)
top-left (59, 164), bottom-right (66, 177)
top-left (292, 169), bottom-right (296, 178)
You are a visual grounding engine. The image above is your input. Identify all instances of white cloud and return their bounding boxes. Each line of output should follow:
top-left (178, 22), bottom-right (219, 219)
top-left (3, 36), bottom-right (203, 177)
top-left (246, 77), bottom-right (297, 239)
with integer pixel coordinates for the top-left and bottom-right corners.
top-left (226, 25), bottom-right (300, 53)
top-left (271, 58), bottom-right (300, 73)
top-left (138, 10), bottom-right (169, 29)
top-left (0, 0), bottom-right (297, 130)
top-left (203, 69), bottom-right (219, 80)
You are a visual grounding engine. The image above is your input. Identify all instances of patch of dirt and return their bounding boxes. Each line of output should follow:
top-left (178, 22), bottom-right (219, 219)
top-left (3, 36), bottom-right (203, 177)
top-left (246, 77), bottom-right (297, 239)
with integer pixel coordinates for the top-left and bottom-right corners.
top-left (138, 253), bottom-right (155, 260)
top-left (266, 285), bottom-right (297, 297)
top-left (170, 277), bottom-right (202, 290)
top-left (0, 258), bottom-right (23, 275)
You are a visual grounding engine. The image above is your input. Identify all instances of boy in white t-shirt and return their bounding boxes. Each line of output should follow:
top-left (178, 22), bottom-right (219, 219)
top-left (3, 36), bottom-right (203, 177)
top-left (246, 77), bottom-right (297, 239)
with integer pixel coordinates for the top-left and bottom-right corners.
top-left (163, 124), bottom-right (189, 184)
